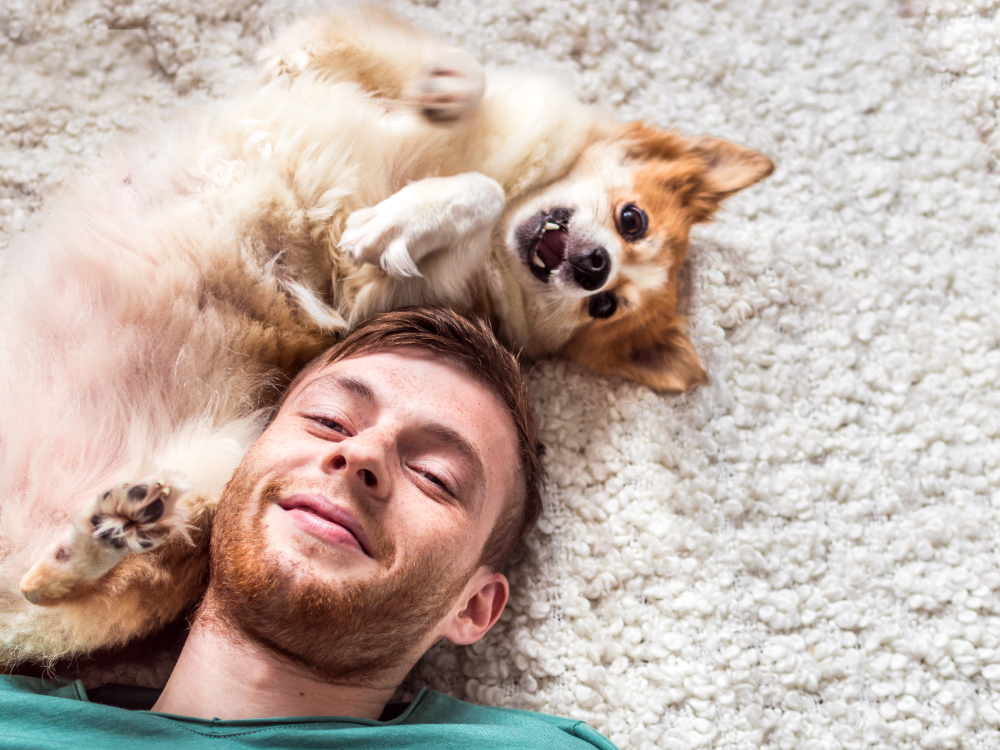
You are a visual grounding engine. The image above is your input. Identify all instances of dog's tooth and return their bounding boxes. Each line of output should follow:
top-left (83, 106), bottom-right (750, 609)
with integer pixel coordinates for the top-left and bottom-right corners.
top-left (532, 252), bottom-right (546, 268)
top-left (543, 222), bottom-right (560, 232)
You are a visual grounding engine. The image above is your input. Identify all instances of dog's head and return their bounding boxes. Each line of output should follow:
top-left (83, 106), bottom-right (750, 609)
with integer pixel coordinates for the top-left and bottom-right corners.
top-left (505, 122), bottom-right (773, 392)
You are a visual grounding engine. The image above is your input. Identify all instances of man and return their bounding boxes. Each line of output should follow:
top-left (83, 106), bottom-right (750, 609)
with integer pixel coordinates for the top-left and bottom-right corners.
top-left (1, 308), bottom-right (615, 750)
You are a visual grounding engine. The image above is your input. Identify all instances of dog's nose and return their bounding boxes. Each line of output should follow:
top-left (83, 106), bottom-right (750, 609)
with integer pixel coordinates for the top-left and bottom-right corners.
top-left (570, 247), bottom-right (610, 291)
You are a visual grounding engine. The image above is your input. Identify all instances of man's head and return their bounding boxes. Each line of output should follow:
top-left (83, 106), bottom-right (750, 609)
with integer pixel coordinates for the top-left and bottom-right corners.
top-left (202, 308), bottom-right (544, 686)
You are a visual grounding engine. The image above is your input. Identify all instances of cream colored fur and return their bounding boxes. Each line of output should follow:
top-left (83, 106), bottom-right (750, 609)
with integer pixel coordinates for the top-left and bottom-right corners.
top-left (0, 9), bottom-right (608, 664)
top-left (0, 7), bottom-right (775, 664)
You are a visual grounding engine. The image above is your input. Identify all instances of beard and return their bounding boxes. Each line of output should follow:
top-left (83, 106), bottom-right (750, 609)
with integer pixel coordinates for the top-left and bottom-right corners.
top-left (201, 451), bottom-right (476, 686)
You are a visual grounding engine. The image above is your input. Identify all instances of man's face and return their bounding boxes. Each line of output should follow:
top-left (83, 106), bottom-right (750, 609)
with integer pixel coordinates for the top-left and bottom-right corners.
top-left (206, 347), bottom-right (520, 684)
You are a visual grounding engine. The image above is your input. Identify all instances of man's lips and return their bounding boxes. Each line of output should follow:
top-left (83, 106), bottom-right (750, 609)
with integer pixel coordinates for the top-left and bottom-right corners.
top-left (277, 494), bottom-right (373, 558)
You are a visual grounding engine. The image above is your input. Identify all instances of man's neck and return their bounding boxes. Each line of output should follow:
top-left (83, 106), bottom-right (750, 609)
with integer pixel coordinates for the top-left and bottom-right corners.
top-left (151, 616), bottom-right (399, 721)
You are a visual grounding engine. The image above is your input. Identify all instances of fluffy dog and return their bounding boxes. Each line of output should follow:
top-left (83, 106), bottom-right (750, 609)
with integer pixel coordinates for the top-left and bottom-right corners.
top-left (0, 9), bottom-right (772, 664)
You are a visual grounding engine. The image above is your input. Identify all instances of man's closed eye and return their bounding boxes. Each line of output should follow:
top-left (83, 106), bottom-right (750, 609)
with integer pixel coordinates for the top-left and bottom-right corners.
top-left (309, 416), bottom-right (351, 436)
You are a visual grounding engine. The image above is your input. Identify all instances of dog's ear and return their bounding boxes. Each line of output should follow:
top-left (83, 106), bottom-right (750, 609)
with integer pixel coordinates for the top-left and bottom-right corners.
top-left (622, 328), bottom-right (707, 393)
top-left (675, 137), bottom-right (773, 224)
top-left (622, 123), bottom-right (773, 223)
top-left (566, 325), bottom-right (708, 393)
top-left (688, 136), bottom-right (774, 201)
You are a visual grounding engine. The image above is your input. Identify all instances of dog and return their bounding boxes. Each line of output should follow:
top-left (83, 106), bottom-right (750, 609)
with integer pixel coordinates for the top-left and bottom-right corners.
top-left (0, 8), bottom-right (773, 664)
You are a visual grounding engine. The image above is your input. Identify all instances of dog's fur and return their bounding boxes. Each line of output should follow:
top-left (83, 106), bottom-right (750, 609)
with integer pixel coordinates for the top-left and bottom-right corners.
top-left (0, 9), bottom-right (772, 664)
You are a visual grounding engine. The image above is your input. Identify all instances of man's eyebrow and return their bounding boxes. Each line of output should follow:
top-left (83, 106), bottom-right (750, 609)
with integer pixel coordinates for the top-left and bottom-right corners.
top-left (305, 373), bottom-right (380, 408)
top-left (415, 419), bottom-right (487, 501)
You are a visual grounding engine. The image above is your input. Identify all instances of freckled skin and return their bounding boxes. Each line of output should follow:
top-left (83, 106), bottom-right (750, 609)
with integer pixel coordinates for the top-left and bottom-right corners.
top-left (249, 347), bottom-right (521, 588)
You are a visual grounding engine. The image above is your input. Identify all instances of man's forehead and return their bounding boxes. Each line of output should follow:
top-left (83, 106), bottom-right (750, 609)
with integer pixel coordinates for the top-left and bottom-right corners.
top-left (303, 370), bottom-right (380, 408)
top-left (298, 347), bottom-right (485, 404)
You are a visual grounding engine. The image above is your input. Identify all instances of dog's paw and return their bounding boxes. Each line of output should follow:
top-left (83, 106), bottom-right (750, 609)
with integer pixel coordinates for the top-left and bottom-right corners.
top-left (342, 174), bottom-right (505, 281)
top-left (20, 474), bottom-right (194, 606)
top-left (407, 47), bottom-right (484, 122)
top-left (87, 476), bottom-right (193, 554)
top-left (341, 207), bottom-right (384, 266)
top-left (342, 200), bottom-right (424, 280)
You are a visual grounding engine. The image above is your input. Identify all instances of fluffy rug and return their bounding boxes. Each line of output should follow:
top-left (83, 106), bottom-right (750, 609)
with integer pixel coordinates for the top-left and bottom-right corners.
top-left (3, 0), bottom-right (1000, 748)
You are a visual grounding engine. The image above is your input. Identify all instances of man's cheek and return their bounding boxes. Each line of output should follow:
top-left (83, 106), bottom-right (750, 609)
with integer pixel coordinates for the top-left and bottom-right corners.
top-left (407, 507), bottom-right (473, 556)
top-left (260, 504), bottom-right (282, 533)
top-left (248, 438), bottom-right (295, 471)
top-left (260, 504), bottom-right (300, 553)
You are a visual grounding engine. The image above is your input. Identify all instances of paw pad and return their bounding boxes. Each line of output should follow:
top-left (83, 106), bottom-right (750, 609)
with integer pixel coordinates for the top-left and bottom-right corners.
top-left (87, 478), bottom-right (192, 555)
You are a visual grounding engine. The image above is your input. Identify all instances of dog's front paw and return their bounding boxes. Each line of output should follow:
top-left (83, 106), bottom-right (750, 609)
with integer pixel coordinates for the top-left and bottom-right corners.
top-left (342, 174), bottom-right (504, 282)
top-left (341, 207), bottom-right (386, 266)
top-left (342, 201), bottom-right (423, 280)
top-left (407, 47), bottom-right (484, 122)
top-left (88, 476), bottom-right (193, 554)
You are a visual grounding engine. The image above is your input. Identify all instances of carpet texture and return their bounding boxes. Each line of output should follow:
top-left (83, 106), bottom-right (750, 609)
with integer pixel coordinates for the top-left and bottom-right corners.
top-left (3, 1), bottom-right (1000, 748)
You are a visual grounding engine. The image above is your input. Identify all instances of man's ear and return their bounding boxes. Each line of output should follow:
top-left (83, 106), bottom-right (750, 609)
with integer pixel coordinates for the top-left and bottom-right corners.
top-left (439, 568), bottom-right (509, 646)
top-left (623, 328), bottom-right (708, 393)
top-left (689, 136), bottom-right (775, 200)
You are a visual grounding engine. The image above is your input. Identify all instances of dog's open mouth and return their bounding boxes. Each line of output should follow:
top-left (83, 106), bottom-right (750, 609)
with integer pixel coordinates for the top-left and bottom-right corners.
top-left (516, 208), bottom-right (574, 283)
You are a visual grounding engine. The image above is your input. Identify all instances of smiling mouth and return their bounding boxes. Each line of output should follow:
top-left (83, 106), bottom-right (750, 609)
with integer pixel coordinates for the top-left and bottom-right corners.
top-left (518, 208), bottom-right (573, 283)
top-left (278, 494), bottom-right (373, 558)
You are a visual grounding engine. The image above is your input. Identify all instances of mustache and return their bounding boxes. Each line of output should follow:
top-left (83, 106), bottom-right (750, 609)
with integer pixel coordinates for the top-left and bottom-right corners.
top-left (256, 478), bottom-right (396, 567)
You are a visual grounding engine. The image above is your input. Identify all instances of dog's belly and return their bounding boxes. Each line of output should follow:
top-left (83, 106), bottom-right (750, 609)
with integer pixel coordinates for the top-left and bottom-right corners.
top-left (0, 164), bottom-right (335, 657)
top-left (0, 81), bottom-right (457, 577)
top-left (0, 35), bottom-right (600, 663)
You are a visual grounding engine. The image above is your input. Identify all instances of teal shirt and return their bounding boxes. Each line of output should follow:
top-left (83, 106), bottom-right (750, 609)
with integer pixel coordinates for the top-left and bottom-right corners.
top-left (0, 676), bottom-right (616, 750)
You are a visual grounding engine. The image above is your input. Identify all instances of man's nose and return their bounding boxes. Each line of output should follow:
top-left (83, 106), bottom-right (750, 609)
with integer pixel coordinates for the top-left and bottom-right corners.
top-left (323, 432), bottom-right (392, 501)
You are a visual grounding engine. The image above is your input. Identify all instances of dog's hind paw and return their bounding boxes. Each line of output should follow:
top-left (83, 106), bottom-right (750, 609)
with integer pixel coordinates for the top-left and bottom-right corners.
top-left (87, 475), bottom-right (193, 554)
top-left (20, 474), bottom-right (194, 606)
top-left (406, 48), bottom-right (484, 122)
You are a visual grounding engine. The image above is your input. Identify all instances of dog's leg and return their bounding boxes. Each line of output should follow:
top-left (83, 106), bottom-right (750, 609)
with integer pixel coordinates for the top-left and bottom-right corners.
top-left (262, 9), bottom-right (484, 122)
top-left (18, 417), bottom-right (257, 607)
top-left (19, 478), bottom-right (191, 606)
top-left (340, 173), bottom-right (505, 280)
top-left (403, 46), bottom-right (485, 123)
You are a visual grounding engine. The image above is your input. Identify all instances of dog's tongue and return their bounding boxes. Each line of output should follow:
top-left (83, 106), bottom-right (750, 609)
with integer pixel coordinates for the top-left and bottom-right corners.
top-left (537, 229), bottom-right (567, 270)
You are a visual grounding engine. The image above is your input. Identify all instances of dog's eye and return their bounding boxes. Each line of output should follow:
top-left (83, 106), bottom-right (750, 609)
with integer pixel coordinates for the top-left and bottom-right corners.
top-left (618, 204), bottom-right (648, 240)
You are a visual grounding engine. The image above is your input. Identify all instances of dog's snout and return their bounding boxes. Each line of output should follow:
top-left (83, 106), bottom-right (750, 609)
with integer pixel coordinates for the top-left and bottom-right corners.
top-left (570, 247), bottom-right (610, 291)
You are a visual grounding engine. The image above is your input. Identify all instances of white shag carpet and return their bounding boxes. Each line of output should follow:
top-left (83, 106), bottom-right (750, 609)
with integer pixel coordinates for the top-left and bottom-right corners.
top-left (4, 1), bottom-right (1000, 748)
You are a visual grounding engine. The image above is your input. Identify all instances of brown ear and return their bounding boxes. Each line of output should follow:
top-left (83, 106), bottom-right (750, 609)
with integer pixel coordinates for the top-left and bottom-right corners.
top-left (689, 137), bottom-right (775, 199)
top-left (624, 329), bottom-right (708, 393)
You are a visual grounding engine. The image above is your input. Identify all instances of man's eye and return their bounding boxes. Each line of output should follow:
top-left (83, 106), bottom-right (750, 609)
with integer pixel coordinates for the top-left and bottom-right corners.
top-left (417, 468), bottom-right (453, 496)
top-left (423, 471), bottom-right (445, 488)
top-left (311, 417), bottom-right (350, 435)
